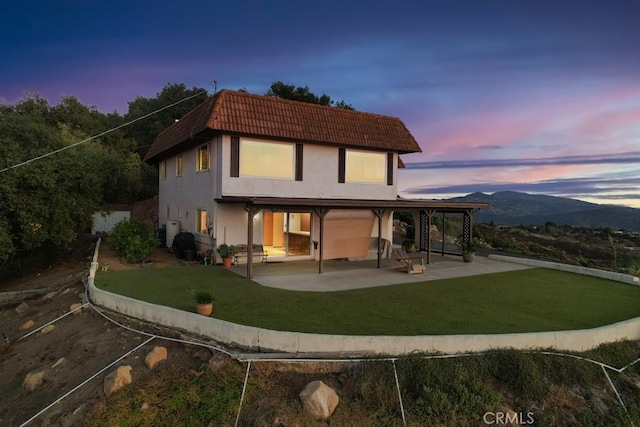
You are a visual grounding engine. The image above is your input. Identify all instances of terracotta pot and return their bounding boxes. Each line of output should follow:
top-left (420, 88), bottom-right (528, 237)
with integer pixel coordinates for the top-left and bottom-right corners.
top-left (462, 252), bottom-right (475, 263)
top-left (222, 257), bottom-right (233, 268)
top-left (196, 303), bottom-right (213, 316)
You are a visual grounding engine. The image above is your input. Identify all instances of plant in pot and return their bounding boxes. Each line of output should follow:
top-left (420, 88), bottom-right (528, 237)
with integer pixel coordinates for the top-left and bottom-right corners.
top-left (191, 289), bottom-right (215, 316)
top-left (402, 238), bottom-right (418, 253)
top-left (457, 237), bottom-right (486, 263)
top-left (216, 243), bottom-right (235, 267)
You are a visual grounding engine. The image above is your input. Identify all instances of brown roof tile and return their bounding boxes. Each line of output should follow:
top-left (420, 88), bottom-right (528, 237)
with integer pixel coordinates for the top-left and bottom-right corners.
top-left (144, 90), bottom-right (422, 161)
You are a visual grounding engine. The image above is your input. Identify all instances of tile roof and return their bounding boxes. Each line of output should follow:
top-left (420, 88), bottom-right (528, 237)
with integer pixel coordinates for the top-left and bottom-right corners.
top-left (144, 89), bottom-right (422, 161)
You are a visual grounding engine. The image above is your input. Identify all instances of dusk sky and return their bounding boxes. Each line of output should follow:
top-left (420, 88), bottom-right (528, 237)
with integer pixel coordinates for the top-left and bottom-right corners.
top-left (2, 1), bottom-right (639, 208)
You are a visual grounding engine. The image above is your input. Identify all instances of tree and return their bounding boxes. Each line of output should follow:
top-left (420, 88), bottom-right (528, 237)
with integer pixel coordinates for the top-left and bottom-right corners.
top-left (124, 83), bottom-right (208, 157)
top-left (0, 96), bottom-right (103, 261)
top-left (0, 94), bottom-right (157, 264)
top-left (265, 81), bottom-right (355, 110)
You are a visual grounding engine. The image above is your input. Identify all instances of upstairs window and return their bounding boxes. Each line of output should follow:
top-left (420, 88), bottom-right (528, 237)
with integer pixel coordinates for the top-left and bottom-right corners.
top-left (239, 139), bottom-right (295, 179)
top-left (339, 149), bottom-right (387, 184)
top-left (197, 145), bottom-right (209, 171)
top-left (176, 154), bottom-right (183, 176)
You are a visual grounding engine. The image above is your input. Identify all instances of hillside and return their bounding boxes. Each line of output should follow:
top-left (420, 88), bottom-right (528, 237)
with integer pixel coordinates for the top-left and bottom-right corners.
top-left (451, 191), bottom-right (640, 231)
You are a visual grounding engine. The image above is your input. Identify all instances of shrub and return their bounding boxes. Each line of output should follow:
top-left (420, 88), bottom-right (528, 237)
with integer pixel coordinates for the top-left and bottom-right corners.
top-left (108, 219), bottom-right (158, 263)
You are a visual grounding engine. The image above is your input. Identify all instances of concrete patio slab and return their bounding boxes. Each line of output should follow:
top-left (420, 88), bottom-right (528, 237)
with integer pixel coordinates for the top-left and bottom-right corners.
top-left (231, 254), bottom-right (533, 292)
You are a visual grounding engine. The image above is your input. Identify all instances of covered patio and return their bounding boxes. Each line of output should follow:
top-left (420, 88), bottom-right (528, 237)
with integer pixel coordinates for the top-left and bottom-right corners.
top-left (217, 196), bottom-right (489, 279)
top-left (230, 254), bottom-right (531, 292)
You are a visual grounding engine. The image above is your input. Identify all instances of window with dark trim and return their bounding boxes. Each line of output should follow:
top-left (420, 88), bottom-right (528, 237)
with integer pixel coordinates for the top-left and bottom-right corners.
top-left (339, 148), bottom-right (387, 184)
top-left (197, 145), bottom-right (209, 171)
top-left (176, 154), bottom-right (183, 176)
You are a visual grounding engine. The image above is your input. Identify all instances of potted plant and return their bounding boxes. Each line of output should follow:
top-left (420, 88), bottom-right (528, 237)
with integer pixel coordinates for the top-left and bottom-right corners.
top-left (216, 243), bottom-right (235, 267)
top-left (192, 289), bottom-right (215, 316)
top-left (457, 237), bottom-right (486, 262)
top-left (402, 238), bottom-right (418, 253)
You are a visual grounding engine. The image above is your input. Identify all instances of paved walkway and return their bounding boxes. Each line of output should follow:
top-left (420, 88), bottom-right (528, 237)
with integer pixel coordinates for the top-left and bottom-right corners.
top-left (231, 254), bottom-right (533, 292)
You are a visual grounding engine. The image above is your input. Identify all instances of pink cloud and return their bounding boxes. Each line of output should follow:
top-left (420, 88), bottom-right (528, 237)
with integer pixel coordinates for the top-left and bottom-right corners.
top-left (411, 85), bottom-right (640, 161)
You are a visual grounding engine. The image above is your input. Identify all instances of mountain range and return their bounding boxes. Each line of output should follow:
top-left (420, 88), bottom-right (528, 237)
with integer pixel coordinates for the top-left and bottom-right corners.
top-left (449, 191), bottom-right (640, 231)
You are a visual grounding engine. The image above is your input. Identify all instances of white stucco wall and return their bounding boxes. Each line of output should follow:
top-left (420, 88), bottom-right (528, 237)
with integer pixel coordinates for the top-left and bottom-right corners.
top-left (218, 136), bottom-right (398, 200)
top-left (158, 136), bottom-right (221, 253)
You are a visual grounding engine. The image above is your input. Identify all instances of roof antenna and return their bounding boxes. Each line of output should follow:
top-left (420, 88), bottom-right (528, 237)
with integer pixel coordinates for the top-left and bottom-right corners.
top-left (212, 80), bottom-right (217, 94)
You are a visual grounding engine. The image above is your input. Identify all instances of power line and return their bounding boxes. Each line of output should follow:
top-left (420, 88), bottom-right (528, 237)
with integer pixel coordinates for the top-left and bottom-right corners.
top-left (0, 90), bottom-right (208, 174)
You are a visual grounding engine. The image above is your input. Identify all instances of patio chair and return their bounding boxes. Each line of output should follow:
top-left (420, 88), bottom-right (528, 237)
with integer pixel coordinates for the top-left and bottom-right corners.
top-left (392, 248), bottom-right (426, 274)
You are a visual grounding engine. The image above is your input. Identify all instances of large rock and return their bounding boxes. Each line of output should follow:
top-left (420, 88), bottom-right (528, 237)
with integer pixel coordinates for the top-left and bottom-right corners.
top-left (23, 370), bottom-right (45, 391)
top-left (144, 346), bottom-right (167, 369)
top-left (15, 302), bottom-right (28, 315)
top-left (70, 303), bottom-right (84, 314)
top-left (40, 291), bottom-right (58, 302)
top-left (19, 320), bottom-right (35, 330)
top-left (299, 380), bottom-right (339, 419)
top-left (41, 325), bottom-right (55, 334)
top-left (103, 365), bottom-right (132, 396)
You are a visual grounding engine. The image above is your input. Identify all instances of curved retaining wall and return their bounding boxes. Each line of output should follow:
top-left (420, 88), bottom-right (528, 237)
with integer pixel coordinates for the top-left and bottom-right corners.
top-left (488, 254), bottom-right (640, 285)
top-left (88, 241), bottom-right (640, 355)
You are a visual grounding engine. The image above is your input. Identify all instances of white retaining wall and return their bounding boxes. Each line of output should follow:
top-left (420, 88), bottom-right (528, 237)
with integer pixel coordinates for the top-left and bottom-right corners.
top-left (88, 240), bottom-right (640, 355)
top-left (488, 254), bottom-right (640, 285)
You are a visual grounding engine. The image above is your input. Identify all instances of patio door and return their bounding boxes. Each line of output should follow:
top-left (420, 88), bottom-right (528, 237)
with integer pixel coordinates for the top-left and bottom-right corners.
top-left (262, 212), bottom-right (311, 258)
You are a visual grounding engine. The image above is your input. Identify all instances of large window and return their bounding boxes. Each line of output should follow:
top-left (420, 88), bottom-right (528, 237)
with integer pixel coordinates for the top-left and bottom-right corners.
top-left (176, 154), bottom-right (183, 176)
top-left (197, 145), bottom-right (209, 171)
top-left (196, 208), bottom-right (208, 234)
top-left (239, 140), bottom-right (295, 179)
top-left (343, 149), bottom-right (387, 183)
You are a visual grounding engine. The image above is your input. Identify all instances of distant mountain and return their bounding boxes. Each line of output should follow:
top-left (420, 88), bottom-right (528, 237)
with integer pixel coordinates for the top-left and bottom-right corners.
top-left (450, 191), bottom-right (640, 231)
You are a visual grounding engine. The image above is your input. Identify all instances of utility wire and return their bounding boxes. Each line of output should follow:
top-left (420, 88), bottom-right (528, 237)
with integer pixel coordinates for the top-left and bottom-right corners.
top-left (0, 90), bottom-right (207, 174)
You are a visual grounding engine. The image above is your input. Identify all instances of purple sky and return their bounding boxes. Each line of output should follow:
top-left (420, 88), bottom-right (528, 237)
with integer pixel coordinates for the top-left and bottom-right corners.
top-left (2, 1), bottom-right (640, 207)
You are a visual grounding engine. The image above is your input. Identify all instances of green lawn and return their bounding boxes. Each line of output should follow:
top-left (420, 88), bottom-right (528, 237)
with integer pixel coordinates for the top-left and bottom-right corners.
top-left (94, 266), bottom-right (640, 335)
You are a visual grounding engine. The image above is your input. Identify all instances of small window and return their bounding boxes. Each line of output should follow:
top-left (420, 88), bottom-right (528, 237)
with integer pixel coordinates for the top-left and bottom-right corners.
top-left (197, 145), bottom-right (209, 171)
top-left (196, 209), bottom-right (208, 234)
top-left (176, 154), bottom-right (183, 176)
top-left (160, 160), bottom-right (166, 180)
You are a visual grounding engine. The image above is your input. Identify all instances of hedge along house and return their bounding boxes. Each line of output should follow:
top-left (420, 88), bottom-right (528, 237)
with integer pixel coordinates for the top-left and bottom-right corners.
top-left (144, 90), bottom-right (488, 279)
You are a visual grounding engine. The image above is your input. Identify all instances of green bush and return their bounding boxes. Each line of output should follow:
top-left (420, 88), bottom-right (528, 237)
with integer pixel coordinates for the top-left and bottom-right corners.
top-left (108, 219), bottom-right (158, 263)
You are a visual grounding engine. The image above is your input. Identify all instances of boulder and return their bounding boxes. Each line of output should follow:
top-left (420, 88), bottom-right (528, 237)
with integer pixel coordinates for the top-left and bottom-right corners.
top-left (103, 365), bottom-right (133, 396)
top-left (23, 370), bottom-right (45, 391)
top-left (70, 303), bottom-right (84, 314)
top-left (41, 325), bottom-right (55, 334)
top-left (19, 320), bottom-right (35, 330)
top-left (41, 291), bottom-right (58, 302)
top-left (144, 346), bottom-right (167, 369)
top-left (15, 302), bottom-right (28, 315)
top-left (299, 380), bottom-right (339, 419)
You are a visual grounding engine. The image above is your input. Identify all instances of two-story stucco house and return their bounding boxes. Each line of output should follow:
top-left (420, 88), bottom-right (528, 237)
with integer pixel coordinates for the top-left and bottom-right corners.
top-left (144, 90), bottom-right (486, 278)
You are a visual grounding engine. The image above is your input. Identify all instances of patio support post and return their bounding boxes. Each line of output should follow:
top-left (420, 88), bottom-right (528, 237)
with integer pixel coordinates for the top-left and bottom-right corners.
top-left (441, 211), bottom-right (446, 256)
top-left (463, 210), bottom-right (472, 246)
top-left (372, 209), bottom-right (386, 269)
top-left (244, 205), bottom-right (261, 279)
top-left (313, 208), bottom-right (330, 274)
top-left (419, 210), bottom-right (434, 264)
